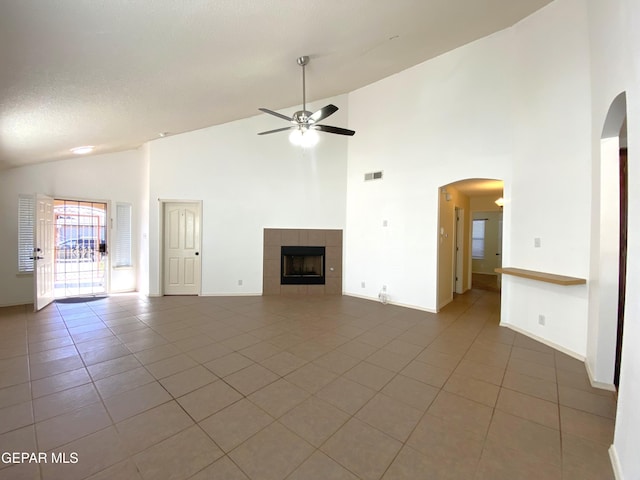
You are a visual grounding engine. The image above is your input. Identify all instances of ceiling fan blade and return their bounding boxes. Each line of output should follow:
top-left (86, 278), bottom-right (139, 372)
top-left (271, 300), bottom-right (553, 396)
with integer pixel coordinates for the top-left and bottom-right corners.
top-left (259, 108), bottom-right (293, 122)
top-left (314, 124), bottom-right (356, 136)
top-left (309, 104), bottom-right (338, 123)
top-left (257, 126), bottom-right (295, 135)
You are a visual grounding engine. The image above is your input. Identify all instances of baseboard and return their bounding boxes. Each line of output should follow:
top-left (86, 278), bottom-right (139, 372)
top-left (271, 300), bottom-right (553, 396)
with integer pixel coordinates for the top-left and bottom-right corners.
top-left (501, 323), bottom-right (585, 361)
top-left (609, 444), bottom-right (623, 480)
top-left (200, 292), bottom-right (262, 297)
top-left (585, 361), bottom-right (617, 392)
top-left (343, 293), bottom-right (438, 313)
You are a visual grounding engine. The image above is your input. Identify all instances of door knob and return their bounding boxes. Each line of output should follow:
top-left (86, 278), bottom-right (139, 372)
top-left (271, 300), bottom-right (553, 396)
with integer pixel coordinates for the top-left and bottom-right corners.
top-left (195, 252), bottom-right (199, 256)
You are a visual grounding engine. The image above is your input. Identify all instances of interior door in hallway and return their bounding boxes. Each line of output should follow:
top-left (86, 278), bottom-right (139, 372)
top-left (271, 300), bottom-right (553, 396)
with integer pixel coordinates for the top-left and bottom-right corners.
top-left (163, 202), bottom-right (202, 295)
top-left (34, 194), bottom-right (55, 310)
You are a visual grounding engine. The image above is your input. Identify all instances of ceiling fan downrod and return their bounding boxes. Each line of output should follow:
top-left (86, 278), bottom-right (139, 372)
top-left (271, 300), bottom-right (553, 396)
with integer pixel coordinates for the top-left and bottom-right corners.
top-left (297, 56), bottom-right (309, 115)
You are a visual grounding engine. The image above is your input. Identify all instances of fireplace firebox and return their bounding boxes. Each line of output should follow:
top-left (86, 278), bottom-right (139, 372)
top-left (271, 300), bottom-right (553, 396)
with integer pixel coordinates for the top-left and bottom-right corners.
top-left (281, 246), bottom-right (325, 285)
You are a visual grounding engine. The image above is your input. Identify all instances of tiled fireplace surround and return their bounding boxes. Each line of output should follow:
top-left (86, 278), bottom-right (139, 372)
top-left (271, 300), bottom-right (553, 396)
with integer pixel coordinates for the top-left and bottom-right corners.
top-left (263, 228), bottom-right (343, 295)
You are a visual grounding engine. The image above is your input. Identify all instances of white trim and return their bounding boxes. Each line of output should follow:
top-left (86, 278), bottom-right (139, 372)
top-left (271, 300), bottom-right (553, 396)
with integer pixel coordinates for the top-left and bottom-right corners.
top-left (200, 292), bottom-right (262, 297)
top-left (585, 361), bottom-right (617, 392)
top-left (609, 444), bottom-right (623, 480)
top-left (501, 323), bottom-right (585, 361)
top-left (343, 292), bottom-right (438, 313)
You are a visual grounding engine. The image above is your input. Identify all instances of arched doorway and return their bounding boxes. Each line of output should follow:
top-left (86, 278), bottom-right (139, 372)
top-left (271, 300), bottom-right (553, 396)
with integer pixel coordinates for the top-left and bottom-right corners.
top-left (436, 178), bottom-right (504, 310)
top-left (587, 91), bottom-right (628, 389)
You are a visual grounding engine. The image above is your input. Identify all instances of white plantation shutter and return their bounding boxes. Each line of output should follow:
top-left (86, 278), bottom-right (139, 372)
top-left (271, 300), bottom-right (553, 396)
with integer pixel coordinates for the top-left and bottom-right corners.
top-left (114, 203), bottom-right (132, 267)
top-left (18, 194), bottom-right (35, 273)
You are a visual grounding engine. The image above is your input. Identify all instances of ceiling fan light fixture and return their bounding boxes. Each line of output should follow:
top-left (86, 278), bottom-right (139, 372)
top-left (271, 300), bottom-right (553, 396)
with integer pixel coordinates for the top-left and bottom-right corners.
top-left (289, 127), bottom-right (319, 148)
top-left (70, 145), bottom-right (94, 155)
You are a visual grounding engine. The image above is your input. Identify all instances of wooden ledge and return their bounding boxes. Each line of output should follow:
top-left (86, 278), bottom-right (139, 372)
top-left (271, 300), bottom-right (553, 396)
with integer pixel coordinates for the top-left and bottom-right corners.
top-left (495, 267), bottom-right (586, 286)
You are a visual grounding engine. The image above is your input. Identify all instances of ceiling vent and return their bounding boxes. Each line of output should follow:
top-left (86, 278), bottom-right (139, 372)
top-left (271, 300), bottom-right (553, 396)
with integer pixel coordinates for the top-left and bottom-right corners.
top-left (364, 171), bottom-right (383, 181)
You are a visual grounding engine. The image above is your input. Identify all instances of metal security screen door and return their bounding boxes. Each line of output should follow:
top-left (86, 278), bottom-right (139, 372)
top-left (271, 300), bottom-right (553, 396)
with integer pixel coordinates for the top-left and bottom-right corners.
top-left (54, 199), bottom-right (108, 298)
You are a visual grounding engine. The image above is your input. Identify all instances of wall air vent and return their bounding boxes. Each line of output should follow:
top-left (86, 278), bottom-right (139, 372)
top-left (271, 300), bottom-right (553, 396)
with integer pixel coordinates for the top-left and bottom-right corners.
top-left (364, 171), bottom-right (383, 181)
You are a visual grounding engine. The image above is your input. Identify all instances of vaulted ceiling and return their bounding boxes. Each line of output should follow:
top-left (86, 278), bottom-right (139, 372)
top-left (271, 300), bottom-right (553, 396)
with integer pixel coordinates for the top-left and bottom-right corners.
top-left (0, 0), bottom-right (552, 169)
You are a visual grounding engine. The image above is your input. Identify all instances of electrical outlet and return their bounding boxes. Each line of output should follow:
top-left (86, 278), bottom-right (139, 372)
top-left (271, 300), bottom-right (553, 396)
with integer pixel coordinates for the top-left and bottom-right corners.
top-left (382, 220), bottom-right (388, 227)
top-left (534, 237), bottom-right (541, 248)
top-left (382, 285), bottom-right (387, 292)
top-left (238, 279), bottom-right (243, 286)
top-left (538, 314), bottom-right (545, 326)
top-left (361, 281), bottom-right (366, 288)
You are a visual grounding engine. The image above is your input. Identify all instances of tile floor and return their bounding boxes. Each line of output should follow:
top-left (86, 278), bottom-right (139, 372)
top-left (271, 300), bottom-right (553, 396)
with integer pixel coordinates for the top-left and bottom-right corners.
top-left (0, 290), bottom-right (616, 480)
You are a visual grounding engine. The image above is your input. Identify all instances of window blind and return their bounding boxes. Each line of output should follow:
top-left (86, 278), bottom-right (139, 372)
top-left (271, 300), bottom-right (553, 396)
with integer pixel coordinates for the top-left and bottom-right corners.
top-left (114, 203), bottom-right (132, 267)
top-left (18, 195), bottom-right (35, 273)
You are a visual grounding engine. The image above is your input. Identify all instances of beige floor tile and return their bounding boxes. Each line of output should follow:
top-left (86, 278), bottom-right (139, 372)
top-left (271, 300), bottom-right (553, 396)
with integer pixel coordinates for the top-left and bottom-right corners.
top-left (280, 396), bottom-right (350, 447)
top-left (260, 351), bottom-right (308, 376)
top-left (561, 432), bottom-right (616, 480)
top-left (454, 358), bottom-right (505, 385)
top-left (285, 363), bottom-right (338, 393)
top-left (443, 372), bottom-right (500, 407)
top-left (496, 387), bottom-right (559, 429)
top-left (366, 349), bottom-right (413, 373)
top-left (288, 451), bottom-right (358, 480)
top-left (31, 367), bottom-right (92, 398)
top-left (507, 357), bottom-right (556, 382)
top-left (145, 354), bottom-right (198, 379)
top-left (85, 459), bottom-right (144, 480)
top-left (501, 369), bottom-right (558, 402)
top-left (229, 422), bottom-right (313, 480)
top-left (238, 341), bottom-right (281, 362)
top-left (36, 402), bottom-right (111, 451)
top-left (321, 417), bottom-right (402, 480)
top-left (116, 401), bottom-right (194, 454)
top-left (313, 350), bottom-right (361, 375)
top-left (224, 363), bottom-right (279, 395)
top-left (0, 460), bottom-right (41, 479)
top-left (316, 376), bottom-right (376, 415)
top-left (335, 339), bottom-right (378, 360)
top-left (0, 382), bottom-right (31, 409)
top-left (356, 393), bottom-right (423, 441)
top-left (204, 353), bottom-right (254, 377)
top-left (177, 381), bottom-right (242, 421)
top-left (33, 383), bottom-right (99, 422)
top-left (560, 405), bottom-right (615, 446)
top-left (185, 342), bottom-right (233, 364)
top-left (94, 366), bottom-right (155, 398)
top-left (477, 443), bottom-right (561, 480)
top-left (427, 390), bottom-right (493, 437)
top-left (86, 354), bottom-right (142, 381)
top-left (559, 385), bottom-right (617, 419)
top-left (382, 444), bottom-right (477, 480)
top-left (343, 361), bottom-right (395, 390)
top-left (80, 344), bottom-right (132, 366)
top-left (248, 379), bottom-right (310, 418)
top-left (133, 344), bottom-right (181, 365)
top-left (188, 456), bottom-right (249, 480)
top-left (406, 413), bottom-right (484, 462)
top-left (133, 425), bottom-right (222, 480)
top-left (159, 365), bottom-right (217, 397)
top-left (103, 382), bottom-right (172, 422)
top-left (0, 425), bottom-right (37, 466)
top-left (199, 398), bottom-right (273, 452)
top-left (381, 374), bottom-right (439, 410)
top-left (399, 359), bottom-right (451, 388)
top-left (30, 355), bottom-right (85, 381)
top-left (41, 426), bottom-right (128, 480)
top-left (414, 348), bottom-right (461, 370)
top-left (487, 410), bottom-right (561, 466)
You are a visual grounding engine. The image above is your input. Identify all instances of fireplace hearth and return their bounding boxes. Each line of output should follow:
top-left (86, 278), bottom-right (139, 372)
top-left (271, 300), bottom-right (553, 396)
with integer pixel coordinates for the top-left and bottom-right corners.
top-left (281, 246), bottom-right (325, 285)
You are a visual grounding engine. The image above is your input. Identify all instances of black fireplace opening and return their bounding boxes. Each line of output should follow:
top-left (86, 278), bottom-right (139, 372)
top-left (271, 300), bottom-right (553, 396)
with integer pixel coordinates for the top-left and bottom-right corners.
top-left (281, 246), bottom-right (325, 285)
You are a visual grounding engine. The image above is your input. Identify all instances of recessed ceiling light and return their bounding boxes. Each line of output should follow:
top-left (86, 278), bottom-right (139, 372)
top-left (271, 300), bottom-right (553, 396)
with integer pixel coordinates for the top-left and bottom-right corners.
top-left (70, 145), bottom-right (94, 155)
top-left (158, 132), bottom-right (171, 137)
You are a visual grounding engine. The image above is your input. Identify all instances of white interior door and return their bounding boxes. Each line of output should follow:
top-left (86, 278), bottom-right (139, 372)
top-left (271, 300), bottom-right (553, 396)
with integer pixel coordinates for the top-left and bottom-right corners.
top-left (163, 202), bottom-right (201, 295)
top-left (34, 194), bottom-right (55, 311)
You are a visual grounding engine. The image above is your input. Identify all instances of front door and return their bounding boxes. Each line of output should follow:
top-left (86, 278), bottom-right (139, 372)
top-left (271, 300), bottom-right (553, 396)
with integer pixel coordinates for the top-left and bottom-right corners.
top-left (163, 202), bottom-right (201, 295)
top-left (34, 194), bottom-right (55, 311)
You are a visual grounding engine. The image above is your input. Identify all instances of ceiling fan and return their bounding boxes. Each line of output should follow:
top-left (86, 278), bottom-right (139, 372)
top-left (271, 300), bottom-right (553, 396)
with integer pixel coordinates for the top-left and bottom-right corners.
top-left (257, 56), bottom-right (355, 147)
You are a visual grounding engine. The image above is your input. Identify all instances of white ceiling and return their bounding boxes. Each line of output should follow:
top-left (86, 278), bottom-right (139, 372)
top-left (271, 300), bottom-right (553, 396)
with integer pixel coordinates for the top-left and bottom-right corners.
top-left (0, 0), bottom-right (552, 170)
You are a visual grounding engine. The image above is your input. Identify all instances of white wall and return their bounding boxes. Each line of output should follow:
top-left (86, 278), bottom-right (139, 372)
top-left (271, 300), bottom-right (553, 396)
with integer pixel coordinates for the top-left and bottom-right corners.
top-left (586, 0), bottom-right (640, 477)
top-left (0, 149), bottom-right (146, 306)
top-left (146, 95), bottom-right (349, 296)
top-left (346, 29), bottom-right (513, 311)
top-left (501, 0), bottom-right (592, 357)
